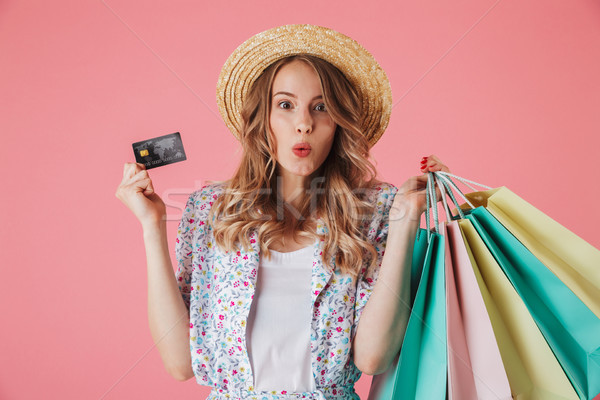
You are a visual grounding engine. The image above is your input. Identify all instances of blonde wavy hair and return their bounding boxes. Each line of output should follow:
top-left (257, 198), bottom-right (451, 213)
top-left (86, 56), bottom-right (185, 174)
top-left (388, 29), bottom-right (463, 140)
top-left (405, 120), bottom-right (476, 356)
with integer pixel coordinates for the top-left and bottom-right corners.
top-left (208, 54), bottom-right (385, 279)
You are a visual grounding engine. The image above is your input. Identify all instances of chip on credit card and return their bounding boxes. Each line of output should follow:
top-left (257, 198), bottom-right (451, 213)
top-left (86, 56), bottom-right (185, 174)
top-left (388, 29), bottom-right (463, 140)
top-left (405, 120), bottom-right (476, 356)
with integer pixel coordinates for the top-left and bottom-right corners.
top-left (132, 132), bottom-right (187, 169)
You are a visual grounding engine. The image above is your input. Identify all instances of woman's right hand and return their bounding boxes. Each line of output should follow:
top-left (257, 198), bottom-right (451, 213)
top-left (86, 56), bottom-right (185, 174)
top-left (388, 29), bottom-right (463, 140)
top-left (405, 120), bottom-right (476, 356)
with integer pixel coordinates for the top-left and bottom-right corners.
top-left (115, 162), bottom-right (166, 229)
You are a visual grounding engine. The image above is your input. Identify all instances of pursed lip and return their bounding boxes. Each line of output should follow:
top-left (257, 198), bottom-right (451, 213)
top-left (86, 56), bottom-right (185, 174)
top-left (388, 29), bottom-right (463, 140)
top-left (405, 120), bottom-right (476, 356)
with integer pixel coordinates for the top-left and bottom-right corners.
top-left (292, 142), bottom-right (312, 150)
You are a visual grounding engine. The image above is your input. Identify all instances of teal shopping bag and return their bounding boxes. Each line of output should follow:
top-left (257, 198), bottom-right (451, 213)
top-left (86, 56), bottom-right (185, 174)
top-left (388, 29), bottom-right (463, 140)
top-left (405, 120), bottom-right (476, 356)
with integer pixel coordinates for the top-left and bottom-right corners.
top-left (369, 228), bottom-right (447, 400)
top-left (467, 206), bottom-right (600, 400)
top-left (367, 229), bottom-right (447, 400)
top-left (367, 227), bottom-right (432, 400)
top-left (411, 228), bottom-right (430, 305)
top-left (394, 226), bottom-right (447, 400)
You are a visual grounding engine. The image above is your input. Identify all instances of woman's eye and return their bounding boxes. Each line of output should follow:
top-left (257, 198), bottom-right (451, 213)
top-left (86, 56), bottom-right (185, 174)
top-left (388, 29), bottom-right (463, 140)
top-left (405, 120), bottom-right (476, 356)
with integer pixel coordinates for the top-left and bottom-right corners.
top-left (315, 103), bottom-right (327, 112)
top-left (278, 101), bottom-right (292, 109)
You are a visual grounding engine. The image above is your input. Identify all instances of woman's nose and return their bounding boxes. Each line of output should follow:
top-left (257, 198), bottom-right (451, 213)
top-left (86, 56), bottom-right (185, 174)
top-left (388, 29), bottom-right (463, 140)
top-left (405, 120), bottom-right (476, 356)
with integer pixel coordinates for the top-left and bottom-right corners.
top-left (296, 108), bottom-right (313, 134)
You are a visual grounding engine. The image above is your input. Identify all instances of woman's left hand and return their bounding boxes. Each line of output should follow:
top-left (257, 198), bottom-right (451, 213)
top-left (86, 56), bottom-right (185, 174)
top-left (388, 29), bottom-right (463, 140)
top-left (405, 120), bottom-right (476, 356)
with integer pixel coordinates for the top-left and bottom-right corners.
top-left (389, 155), bottom-right (450, 224)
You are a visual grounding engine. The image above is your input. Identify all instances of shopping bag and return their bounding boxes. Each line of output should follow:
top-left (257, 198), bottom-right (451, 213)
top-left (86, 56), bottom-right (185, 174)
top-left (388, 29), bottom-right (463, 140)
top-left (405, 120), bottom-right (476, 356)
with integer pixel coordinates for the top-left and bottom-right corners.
top-left (411, 228), bottom-right (429, 305)
top-left (463, 186), bottom-right (600, 319)
top-left (445, 221), bottom-right (477, 400)
top-left (436, 172), bottom-right (570, 399)
top-left (466, 206), bottom-right (600, 399)
top-left (459, 218), bottom-right (579, 400)
top-left (435, 171), bottom-right (600, 398)
top-left (368, 227), bottom-right (446, 400)
top-left (367, 227), bottom-right (430, 400)
top-left (445, 221), bottom-right (512, 400)
top-left (393, 223), bottom-right (447, 400)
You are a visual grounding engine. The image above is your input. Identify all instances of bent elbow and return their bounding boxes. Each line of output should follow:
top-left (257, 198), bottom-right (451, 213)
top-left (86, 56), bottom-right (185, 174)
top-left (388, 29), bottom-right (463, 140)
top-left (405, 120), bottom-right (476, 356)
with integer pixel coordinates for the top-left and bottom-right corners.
top-left (360, 363), bottom-right (383, 376)
top-left (353, 356), bottom-right (380, 376)
top-left (355, 354), bottom-right (394, 376)
top-left (168, 364), bottom-right (195, 381)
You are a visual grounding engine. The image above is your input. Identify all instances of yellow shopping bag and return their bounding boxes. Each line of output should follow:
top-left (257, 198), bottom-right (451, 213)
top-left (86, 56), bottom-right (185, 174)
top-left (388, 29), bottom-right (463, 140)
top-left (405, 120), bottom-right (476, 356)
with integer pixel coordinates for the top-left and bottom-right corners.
top-left (462, 186), bottom-right (600, 318)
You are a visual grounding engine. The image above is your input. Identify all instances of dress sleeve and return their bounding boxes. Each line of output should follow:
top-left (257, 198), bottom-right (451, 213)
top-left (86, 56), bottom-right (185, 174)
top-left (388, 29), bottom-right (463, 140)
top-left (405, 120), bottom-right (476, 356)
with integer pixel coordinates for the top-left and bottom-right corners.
top-left (351, 182), bottom-right (398, 342)
top-left (174, 190), bottom-right (198, 312)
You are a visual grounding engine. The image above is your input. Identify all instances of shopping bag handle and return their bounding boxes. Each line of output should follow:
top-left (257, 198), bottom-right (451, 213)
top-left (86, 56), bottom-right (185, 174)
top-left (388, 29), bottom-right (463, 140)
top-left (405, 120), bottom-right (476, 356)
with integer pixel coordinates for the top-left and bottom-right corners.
top-left (424, 171), bottom-right (493, 242)
top-left (425, 171), bottom-right (440, 242)
top-left (424, 172), bottom-right (457, 241)
top-left (436, 171), bottom-right (493, 192)
top-left (435, 174), bottom-right (472, 214)
top-left (433, 171), bottom-right (492, 212)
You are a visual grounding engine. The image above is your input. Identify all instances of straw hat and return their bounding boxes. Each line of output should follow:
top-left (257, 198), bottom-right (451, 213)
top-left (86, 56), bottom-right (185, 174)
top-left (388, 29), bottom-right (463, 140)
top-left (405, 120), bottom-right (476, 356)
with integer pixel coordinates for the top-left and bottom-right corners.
top-left (216, 24), bottom-right (392, 148)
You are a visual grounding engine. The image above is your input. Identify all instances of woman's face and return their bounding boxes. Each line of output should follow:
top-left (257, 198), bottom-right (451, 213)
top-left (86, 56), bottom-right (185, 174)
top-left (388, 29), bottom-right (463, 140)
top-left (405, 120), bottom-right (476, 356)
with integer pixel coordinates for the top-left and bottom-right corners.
top-left (269, 60), bottom-right (337, 184)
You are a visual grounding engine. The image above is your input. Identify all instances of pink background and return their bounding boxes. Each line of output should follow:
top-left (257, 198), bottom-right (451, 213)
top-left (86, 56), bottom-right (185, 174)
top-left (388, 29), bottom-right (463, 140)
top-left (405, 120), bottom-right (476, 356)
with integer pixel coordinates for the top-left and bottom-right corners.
top-left (1, 0), bottom-right (599, 399)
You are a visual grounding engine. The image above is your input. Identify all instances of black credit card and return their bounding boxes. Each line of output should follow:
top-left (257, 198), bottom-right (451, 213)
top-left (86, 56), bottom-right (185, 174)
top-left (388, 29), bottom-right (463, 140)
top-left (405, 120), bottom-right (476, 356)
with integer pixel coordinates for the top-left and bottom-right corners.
top-left (132, 132), bottom-right (187, 169)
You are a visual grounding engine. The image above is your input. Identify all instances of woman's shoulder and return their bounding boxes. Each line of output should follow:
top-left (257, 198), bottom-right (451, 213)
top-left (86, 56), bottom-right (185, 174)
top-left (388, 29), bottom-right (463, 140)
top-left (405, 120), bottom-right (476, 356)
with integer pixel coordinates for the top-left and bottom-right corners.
top-left (189, 180), bottom-right (229, 202)
top-left (363, 180), bottom-right (398, 205)
top-left (183, 180), bottom-right (230, 222)
top-left (371, 180), bottom-right (398, 193)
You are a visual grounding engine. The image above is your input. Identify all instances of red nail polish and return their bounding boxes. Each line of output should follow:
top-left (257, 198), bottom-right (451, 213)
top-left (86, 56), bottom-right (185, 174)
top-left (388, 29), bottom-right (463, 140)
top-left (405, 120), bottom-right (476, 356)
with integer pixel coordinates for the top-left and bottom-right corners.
top-left (421, 160), bottom-right (426, 164)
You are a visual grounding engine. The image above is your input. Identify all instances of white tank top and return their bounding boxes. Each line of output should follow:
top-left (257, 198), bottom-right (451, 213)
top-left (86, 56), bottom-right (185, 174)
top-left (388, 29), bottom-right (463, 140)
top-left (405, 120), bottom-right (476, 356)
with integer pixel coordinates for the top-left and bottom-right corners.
top-left (246, 241), bottom-right (317, 392)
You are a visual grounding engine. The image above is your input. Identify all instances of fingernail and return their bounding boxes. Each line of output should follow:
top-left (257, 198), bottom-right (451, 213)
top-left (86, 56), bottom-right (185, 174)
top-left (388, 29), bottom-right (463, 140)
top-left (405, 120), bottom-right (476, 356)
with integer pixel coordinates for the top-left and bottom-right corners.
top-left (421, 160), bottom-right (427, 164)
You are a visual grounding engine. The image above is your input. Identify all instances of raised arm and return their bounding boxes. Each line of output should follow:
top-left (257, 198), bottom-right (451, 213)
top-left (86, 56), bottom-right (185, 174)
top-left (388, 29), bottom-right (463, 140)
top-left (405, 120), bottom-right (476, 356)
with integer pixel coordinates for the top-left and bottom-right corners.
top-left (116, 162), bottom-right (194, 381)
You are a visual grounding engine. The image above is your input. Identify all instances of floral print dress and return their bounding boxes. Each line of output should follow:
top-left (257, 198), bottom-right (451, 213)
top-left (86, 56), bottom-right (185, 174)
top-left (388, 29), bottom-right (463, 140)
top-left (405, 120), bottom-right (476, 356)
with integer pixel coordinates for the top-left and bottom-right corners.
top-left (174, 181), bottom-right (398, 400)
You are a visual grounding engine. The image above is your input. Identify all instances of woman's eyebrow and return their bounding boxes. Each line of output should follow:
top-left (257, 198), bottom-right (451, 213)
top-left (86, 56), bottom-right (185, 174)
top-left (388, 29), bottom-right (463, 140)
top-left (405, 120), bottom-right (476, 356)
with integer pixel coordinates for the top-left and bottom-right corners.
top-left (273, 91), bottom-right (323, 101)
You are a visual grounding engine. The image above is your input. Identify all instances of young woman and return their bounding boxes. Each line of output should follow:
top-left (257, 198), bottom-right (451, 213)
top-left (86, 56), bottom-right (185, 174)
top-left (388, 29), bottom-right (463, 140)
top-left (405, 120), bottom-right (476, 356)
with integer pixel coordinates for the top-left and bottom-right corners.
top-left (116, 24), bottom-right (449, 400)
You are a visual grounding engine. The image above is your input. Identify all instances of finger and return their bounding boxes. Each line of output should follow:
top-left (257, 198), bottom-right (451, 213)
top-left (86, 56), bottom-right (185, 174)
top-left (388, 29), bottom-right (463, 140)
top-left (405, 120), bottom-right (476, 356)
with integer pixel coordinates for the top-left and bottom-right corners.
top-left (132, 169), bottom-right (149, 182)
top-left (429, 162), bottom-right (450, 173)
top-left (398, 176), bottom-right (420, 196)
top-left (422, 161), bottom-right (450, 174)
top-left (429, 162), bottom-right (444, 172)
top-left (123, 163), bottom-right (135, 180)
top-left (421, 161), bottom-right (438, 173)
top-left (122, 169), bottom-right (150, 187)
top-left (121, 164), bottom-right (137, 187)
top-left (123, 162), bottom-right (144, 180)
top-left (425, 155), bottom-right (450, 173)
top-left (122, 176), bottom-right (154, 198)
top-left (415, 174), bottom-right (428, 183)
top-left (141, 178), bottom-right (155, 195)
top-left (427, 154), bottom-right (441, 163)
top-left (409, 175), bottom-right (429, 192)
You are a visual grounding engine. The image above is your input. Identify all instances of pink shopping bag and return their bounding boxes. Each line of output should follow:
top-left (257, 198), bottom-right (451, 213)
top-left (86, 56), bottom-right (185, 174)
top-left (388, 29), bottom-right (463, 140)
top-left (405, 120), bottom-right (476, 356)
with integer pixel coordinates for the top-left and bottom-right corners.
top-left (445, 220), bottom-right (512, 400)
